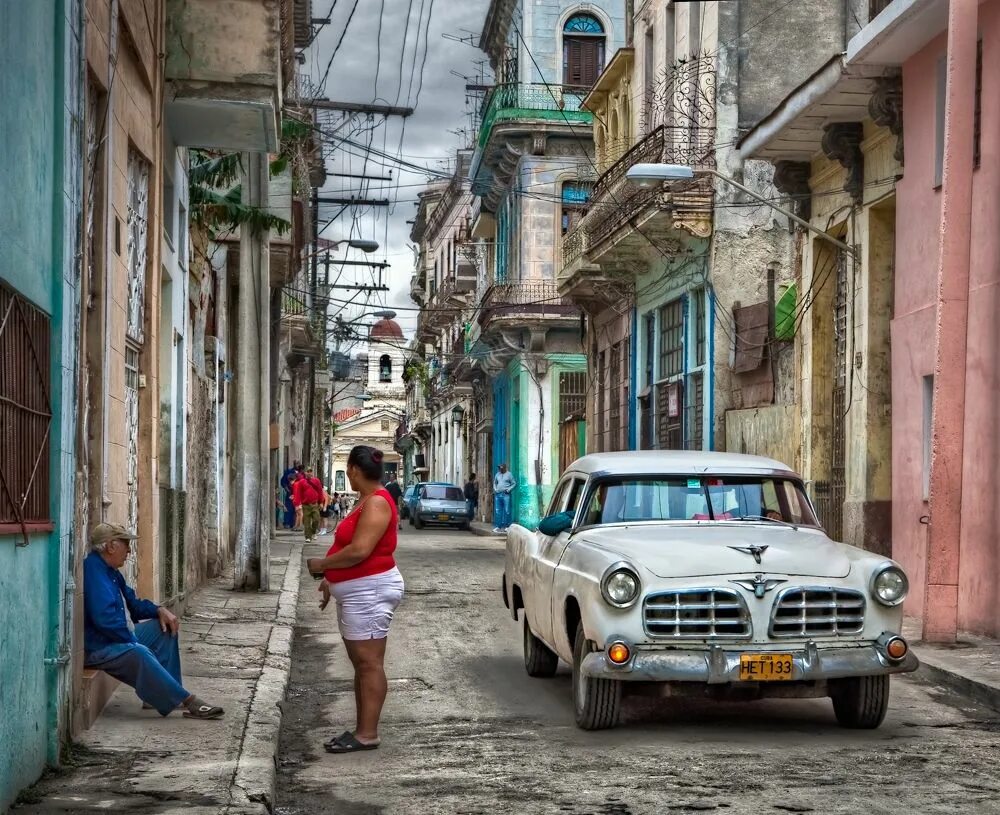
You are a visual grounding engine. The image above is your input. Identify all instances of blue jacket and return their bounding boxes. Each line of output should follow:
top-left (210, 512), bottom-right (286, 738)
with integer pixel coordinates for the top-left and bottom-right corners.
top-left (83, 551), bottom-right (160, 653)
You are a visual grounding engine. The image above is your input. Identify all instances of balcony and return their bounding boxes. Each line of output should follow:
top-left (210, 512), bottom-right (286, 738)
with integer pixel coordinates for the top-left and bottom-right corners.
top-left (165, 0), bottom-right (282, 152)
top-left (477, 279), bottom-right (578, 334)
top-left (478, 83), bottom-right (592, 151)
top-left (559, 125), bottom-right (715, 305)
top-left (281, 289), bottom-right (323, 360)
top-left (438, 259), bottom-right (478, 305)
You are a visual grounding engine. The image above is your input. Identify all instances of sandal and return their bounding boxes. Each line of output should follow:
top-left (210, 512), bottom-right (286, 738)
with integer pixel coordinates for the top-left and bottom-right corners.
top-left (324, 732), bottom-right (379, 753)
top-left (323, 730), bottom-right (354, 749)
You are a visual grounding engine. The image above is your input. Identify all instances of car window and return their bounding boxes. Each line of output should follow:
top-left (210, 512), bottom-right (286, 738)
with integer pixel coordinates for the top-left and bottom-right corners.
top-left (580, 476), bottom-right (819, 526)
top-left (423, 486), bottom-right (464, 501)
top-left (546, 478), bottom-right (572, 516)
top-left (565, 478), bottom-right (587, 518)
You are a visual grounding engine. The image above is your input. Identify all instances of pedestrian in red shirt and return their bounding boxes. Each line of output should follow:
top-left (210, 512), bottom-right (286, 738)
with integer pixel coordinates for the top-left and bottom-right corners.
top-left (306, 445), bottom-right (404, 753)
top-left (292, 467), bottom-right (325, 542)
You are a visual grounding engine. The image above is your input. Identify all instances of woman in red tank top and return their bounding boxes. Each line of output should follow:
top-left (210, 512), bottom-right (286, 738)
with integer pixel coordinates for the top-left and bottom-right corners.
top-left (306, 446), bottom-right (404, 753)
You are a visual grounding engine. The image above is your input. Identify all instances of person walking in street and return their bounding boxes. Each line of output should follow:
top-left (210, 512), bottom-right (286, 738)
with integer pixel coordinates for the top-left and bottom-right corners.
top-left (319, 484), bottom-right (333, 536)
top-left (464, 473), bottom-right (480, 523)
top-left (493, 464), bottom-right (516, 533)
top-left (293, 466), bottom-right (325, 542)
top-left (279, 461), bottom-right (303, 529)
top-left (330, 491), bottom-right (342, 531)
top-left (306, 446), bottom-right (404, 754)
top-left (384, 476), bottom-right (404, 531)
top-left (83, 524), bottom-right (224, 719)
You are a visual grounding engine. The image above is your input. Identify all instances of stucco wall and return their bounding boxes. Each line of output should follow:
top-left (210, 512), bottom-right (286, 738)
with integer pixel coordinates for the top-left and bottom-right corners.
top-left (893, 7), bottom-right (1000, 635)
top-left (0, 0), bottom-right (80, 806)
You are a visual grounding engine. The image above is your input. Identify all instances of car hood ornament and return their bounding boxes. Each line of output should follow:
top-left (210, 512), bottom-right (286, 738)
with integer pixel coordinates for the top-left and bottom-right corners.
top-left (731, 573), bottom-right (787, 599)
top-left (729, 543), bottom-right (769, 564)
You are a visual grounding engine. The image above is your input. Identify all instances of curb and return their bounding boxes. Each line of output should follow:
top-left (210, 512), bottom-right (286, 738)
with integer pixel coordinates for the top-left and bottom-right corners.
top-left (915, 651), bottom-right (1000, 714)
top-left (228, 542), bottom-right (302, 814)
top-left (469, 522), bottom-right (505, 539)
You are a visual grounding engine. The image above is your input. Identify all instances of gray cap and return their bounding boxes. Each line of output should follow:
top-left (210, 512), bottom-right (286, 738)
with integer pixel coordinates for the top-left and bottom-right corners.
top-left (90, 523), bottom-right (139, 549)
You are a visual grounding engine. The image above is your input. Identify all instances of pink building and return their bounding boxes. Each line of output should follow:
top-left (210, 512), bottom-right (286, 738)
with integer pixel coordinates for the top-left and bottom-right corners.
top-left (851, 0), bottom-right (999, 639)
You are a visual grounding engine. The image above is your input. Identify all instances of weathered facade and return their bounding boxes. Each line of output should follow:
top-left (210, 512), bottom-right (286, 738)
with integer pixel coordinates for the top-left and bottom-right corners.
top-left (456, 0), bottom-right (626, 528)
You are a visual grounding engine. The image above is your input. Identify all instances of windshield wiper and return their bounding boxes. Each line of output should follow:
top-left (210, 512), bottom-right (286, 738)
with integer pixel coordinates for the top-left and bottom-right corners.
top-left (731, 514), bottom-right (799, 530)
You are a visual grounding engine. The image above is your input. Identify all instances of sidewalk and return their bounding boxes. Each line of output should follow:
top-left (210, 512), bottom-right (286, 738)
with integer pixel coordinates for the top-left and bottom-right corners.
top-left (15, 536), bottom-right (302, 815)
top-left (469, 521), bottom-right (505, 538)
top-left (905, 619), bottom-right (1000, 713)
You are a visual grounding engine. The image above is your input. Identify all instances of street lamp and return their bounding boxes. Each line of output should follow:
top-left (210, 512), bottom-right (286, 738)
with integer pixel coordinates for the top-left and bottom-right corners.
top-left (625, 163), bottom-right (854, 254)
top-left (451, 404), bottom-right (466, 424)
top-left (330, 239), bottom-right (380, 253)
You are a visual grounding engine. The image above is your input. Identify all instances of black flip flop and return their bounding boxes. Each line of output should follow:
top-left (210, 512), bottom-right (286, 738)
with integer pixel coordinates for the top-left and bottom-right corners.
top-left (323, 730), bottom-right (353, 749)
top-left (324, 733), bottom-right (379, 753)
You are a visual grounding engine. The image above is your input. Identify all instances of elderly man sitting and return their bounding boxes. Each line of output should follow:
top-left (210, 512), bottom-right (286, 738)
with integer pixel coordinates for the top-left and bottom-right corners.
top-left (83, 523), bottom-right (224, 719)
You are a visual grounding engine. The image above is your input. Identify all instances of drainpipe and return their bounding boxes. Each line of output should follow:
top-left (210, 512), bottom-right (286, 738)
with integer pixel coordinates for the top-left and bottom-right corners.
top-left (625, 0), bottom-right (634, 46)
top-left (924, 0), bottom-right (978, 643)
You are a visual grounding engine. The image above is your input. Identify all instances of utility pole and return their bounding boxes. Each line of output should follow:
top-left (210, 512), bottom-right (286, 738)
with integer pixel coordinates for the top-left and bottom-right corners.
top-left (234, 152), bottom-right (271, 591)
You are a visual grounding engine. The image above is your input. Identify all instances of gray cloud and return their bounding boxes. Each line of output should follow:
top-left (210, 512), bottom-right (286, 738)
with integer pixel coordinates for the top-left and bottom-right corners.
top-left (305, 0), bottom-right (491, 347)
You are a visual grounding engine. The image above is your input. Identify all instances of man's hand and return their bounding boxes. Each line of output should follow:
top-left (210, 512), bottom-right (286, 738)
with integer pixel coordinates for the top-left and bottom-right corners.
top-left (158, 606), bottom-right (180, 635)
top-left (318, 579), bottom-right (332, 611)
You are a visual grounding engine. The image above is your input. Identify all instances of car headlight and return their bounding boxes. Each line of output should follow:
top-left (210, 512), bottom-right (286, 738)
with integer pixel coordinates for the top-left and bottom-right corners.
top-left (601, 564), bottom-right (640, 608)
top-left (870, 564), bottom-right (909, 606)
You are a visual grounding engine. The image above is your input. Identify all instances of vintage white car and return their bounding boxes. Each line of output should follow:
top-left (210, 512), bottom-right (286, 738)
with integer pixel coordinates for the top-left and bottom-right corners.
top-left (502, 451), bottom-right (918, 730)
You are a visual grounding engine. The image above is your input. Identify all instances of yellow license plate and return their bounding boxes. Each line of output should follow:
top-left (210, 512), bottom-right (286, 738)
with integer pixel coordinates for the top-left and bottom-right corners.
top-left (739, 653), bottom-right (794, 681)
top-left (438, 514), bottom-right (450, 521)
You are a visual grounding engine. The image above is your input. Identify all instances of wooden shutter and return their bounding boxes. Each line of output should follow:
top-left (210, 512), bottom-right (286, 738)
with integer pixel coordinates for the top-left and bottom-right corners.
top-left (565, 37), bottom-right (603, 88)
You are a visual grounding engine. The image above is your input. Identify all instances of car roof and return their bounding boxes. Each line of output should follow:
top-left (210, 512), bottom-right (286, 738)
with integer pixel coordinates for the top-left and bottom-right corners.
top-left (415, 481), bottom-right (452, 486)
top-left (566, 450), bottom-right (798, 478)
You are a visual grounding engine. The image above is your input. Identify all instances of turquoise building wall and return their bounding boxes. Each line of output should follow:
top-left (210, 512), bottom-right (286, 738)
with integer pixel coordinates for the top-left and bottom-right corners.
top-left (0, 0), bottom-right (81, 807)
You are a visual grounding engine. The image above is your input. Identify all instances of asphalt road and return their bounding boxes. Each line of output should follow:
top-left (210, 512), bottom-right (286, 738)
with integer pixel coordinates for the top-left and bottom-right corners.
top-left (276, 526), bottom-right (1000, 815)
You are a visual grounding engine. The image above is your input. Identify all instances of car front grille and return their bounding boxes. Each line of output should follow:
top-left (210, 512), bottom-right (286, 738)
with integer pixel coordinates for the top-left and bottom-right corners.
top-left (769, 587), bottom-right (866, 637)
top-left (643, 588), bottom-right (752, 639)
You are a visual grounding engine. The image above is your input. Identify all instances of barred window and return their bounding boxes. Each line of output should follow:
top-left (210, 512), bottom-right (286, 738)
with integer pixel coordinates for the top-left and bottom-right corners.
top-left (693, 288), bottom-right (707, 367)
top-left (559, 371), bottom-right (587, 421)
top-left (659, 298), bottom-right (684, 379)
top-left (0, 284), bottom-right (52, 535)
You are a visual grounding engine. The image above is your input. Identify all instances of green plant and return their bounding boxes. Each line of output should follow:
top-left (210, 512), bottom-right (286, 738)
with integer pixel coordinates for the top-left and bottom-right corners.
top-left (189, 117), bottom-right (312, 237)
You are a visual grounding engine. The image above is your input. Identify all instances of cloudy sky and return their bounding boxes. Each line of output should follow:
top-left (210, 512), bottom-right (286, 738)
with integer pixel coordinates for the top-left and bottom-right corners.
top-left (304, 0), bottom-right (492, 349)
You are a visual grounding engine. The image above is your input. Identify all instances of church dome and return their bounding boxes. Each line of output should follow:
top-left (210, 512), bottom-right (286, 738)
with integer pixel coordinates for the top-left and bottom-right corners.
top-left (370, 315), bottom-right (404, 341)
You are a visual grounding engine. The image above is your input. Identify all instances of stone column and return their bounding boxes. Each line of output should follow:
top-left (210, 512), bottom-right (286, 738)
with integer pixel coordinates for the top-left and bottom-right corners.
top-left (924, 0), bottom-right (979, 642)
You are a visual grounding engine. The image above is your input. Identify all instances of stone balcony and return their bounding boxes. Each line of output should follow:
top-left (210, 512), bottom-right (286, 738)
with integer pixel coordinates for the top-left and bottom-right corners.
top-left (477, 279), bottom-right (578, 335)
top-left (558, 124), bottom-right (715, 307)
top-left (165, 0), bottom-right (283, 152)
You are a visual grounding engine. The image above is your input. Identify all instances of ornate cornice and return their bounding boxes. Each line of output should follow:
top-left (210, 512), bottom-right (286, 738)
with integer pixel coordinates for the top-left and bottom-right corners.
top-left (869, 75), bottom-right (903, 164)
top-left (821, 122), bottom-right (864, 204)
top-left (773, 160), bottom-right (812, 220)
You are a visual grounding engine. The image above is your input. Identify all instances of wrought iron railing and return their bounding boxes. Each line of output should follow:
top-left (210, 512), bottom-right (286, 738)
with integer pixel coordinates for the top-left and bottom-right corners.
top-left (477, 279), bottom-right (577, 327)
top-left (478, 83), bottom-right (592, 149)
top-left (561, 227), bottom-right (587, 269)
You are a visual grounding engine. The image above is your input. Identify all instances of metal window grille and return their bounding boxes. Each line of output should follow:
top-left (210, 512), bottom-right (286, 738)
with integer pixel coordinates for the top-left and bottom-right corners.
top-left (656, 381), bottom-right (683, 450)
top-left (0, 284), bottom-right (52, 541)
top-left (608, 344), bottom-right (621, 451)
top-left (686, 370), bottom-right (704, 451)
top-left (828, 254), bottom-right (849, 541)
top-left (126, 148), bottom-right (150, 343)
top-left (693, 288), bottom-right (706, 367)
top-left (644, 314), bottom-right (655, 386)
top-left (124, 343), bottom-right (140, 583)
top-left (659, 298), bottom-right (684, 378)
top-left (559, 371), bottom-right (587, 421)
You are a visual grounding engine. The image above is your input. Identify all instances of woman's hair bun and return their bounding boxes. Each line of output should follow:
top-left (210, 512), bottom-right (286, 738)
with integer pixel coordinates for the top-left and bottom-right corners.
top-left (372, 449), bottom-right (384, 462)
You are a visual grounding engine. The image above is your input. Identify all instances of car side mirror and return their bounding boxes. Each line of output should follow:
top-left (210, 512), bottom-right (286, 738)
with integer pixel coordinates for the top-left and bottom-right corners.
top-left (538, 512), bottom-right (573, 537)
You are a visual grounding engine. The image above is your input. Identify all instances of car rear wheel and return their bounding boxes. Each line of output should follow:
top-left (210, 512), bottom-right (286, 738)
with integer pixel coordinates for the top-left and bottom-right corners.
top-left (830, 674), bottom-right (890, 729)
top-left (522, 614), bottom-right (558, 678)
top-left (572, 623), bottom-right (621, 730)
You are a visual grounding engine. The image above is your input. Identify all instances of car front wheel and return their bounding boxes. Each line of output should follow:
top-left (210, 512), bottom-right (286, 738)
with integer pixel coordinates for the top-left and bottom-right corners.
top-left (572, 623), bottom-right (621, 730)
top-left (522, 614), bottom-right (558, 678)
top-left (414, 515), bottom-right (425, 529)
top-left (830, 674), bottom-right (890, 729)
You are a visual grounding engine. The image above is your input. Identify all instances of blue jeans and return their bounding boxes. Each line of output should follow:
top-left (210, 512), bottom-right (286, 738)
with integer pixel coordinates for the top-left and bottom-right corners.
top-left (85, 620), bottom-right (189, 716)
top-left (495, 491), bottom-right (512, 529)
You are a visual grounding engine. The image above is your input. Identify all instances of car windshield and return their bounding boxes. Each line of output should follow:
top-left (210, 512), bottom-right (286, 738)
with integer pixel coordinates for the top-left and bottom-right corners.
top-left (580, 476), bottom-right (819, 527)
top-left (422, 486), bottom-right (464, 501)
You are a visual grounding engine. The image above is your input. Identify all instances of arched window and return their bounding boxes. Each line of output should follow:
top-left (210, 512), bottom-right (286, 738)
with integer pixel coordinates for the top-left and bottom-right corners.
top-left (563, 13), bottom-right (606, 88)
top-left (379, 354), bottom-right (392, 383)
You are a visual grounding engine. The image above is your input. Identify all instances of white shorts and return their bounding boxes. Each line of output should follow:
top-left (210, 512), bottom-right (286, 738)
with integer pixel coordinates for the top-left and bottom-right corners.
top-left (331, 567), bottom-right (404, 641)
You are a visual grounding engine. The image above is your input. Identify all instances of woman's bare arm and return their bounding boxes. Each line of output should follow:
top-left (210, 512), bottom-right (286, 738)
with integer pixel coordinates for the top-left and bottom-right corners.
top-left (307, 496), bottom-right (392, 573)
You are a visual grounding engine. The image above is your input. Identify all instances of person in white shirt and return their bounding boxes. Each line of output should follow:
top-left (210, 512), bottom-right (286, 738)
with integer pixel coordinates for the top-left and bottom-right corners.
top-left (492, 464), bottom-right (517, 533)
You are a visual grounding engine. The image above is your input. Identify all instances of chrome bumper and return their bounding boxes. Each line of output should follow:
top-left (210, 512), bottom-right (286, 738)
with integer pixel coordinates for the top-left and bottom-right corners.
top-left (581, 641), bottom-right (919, 683)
